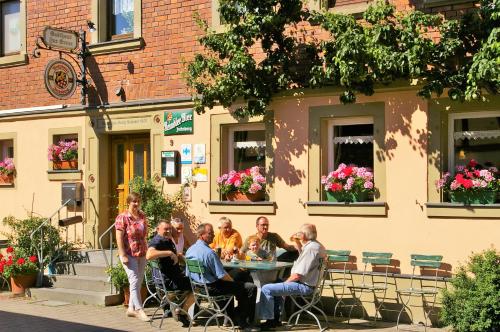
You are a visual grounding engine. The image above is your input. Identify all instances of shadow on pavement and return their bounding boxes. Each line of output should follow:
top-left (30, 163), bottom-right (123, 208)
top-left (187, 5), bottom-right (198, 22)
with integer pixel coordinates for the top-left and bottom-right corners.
top-left (0, 310), bottom-right (124, 332)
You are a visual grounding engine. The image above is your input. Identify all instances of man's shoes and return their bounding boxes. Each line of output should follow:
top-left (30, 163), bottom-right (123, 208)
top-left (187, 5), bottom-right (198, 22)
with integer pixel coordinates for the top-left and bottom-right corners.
top-left (242, 325), bottom-right (261, 332)
top-left (178, 314), bottom-right (191, 328)
top-left (260, 319), bottom-right (282, 330)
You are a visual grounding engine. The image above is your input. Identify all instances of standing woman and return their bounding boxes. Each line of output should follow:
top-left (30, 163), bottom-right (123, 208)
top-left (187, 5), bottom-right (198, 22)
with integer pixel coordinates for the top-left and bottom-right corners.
top-left (115, 192), bottom-right (150, 322)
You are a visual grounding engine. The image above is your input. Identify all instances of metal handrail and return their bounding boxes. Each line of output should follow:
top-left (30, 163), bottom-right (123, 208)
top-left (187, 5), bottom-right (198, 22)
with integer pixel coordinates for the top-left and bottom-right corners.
top-left (29, 199), bottom-right (73, 286)
top-left (98, 223), bottom-right (116, 294)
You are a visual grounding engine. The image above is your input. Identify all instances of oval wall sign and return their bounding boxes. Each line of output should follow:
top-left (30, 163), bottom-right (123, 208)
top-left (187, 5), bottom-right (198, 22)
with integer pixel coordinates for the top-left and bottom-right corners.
top-left (44, 58), bottom-right (77, 99)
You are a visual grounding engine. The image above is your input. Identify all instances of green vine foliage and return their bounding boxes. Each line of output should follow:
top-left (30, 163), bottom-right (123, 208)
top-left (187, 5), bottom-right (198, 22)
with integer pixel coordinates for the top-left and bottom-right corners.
top-left (186, 0), bottom-right (499, 118)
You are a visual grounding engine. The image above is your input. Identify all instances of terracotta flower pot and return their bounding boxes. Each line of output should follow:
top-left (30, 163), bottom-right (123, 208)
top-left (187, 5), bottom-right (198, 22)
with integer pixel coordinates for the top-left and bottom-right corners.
top-left (225, 191), bottom-right (265, 202)
top-left (53, 160), bottom-right (78, 170)
top-left (122, 286), bottom-right (148, 307)
top-left (0, 173), bottom-right (14, 185)
top-left (10, 274), bottom-right (37, 295)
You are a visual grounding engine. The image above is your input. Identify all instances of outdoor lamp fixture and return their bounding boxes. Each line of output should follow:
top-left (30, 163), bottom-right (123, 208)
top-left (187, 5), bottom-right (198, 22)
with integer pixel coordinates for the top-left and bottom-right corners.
top-left (86, 20), bottom-right (96, 33)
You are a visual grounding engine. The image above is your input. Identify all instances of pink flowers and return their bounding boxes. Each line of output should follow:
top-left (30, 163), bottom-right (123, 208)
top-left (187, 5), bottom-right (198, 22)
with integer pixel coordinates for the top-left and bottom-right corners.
top-left (322, 163), bottom-right (374, 194)
top-left (48, 140), bottom-right (78, 162)
top-left (0, 158), bottom-right (15, 176)
top-left (218, 166), bottom-right (266, 195)
top-left (436, 159), bottom-right (499, 193)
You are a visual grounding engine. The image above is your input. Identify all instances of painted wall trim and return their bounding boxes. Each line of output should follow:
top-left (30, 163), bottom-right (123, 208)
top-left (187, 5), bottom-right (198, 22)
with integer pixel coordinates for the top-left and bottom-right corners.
top-left (207, 201), bottom-right (276, 214)
top-left (306, 201), bottom-right (387, 216)
top-left (426, 203), bottom-right (500, 218)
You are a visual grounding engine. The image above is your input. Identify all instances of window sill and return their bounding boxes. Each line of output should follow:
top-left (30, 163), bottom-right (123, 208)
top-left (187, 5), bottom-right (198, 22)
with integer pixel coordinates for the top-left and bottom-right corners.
top-left (47, 170), bottom-right (82, 181)
top-left (328, 2), bottom-right (370, 16)
top-left (207, 201), bottom-right (276, 214)
top-left (423, 0), bottom-right (474, 7)
top-left (306, 201), bottom-right (387, 216)
top-left (0, 53), bottom-right (28, 68)
top-left (88, 37), bottom-right (144, 56)
top-left (426, 203), bottom-right (500, 218)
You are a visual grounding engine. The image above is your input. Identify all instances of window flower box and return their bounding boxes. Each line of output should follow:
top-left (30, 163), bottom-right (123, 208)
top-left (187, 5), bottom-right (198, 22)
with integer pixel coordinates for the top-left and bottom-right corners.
top-left (322, 164), bottom-right (374, 203)
top-left (436, 159), bottom-right (499, 205)
top-left (48, 140), bottom-right (78, 170)
top-left (217, 166), bottom-right (266, 202)
top-left (0, 158), bottom-right (15, 185)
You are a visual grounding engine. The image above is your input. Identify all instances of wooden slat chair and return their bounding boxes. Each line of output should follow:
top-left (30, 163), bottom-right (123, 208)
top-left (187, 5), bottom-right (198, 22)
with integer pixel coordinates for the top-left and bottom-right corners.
top-left (322, 250), bottom-right (353, 320)
top-left (149, 260), bottom-right (191, 329)
top-left (186, 259), bottom-right (235, 332)
top-left (287, 258), bottom-right (329, 331)
top-left (396, 254), bottom-right (443, 331)
top-left (347, 252), bottom-right (393, 323)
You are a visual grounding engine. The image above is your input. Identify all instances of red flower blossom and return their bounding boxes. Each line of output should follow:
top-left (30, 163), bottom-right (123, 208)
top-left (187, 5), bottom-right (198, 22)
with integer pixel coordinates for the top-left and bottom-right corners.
top-left (17, 258), bottom-right (25, 265)
top-left (245, 168), bottom-right (251, 175)
top-left (343, 167), bottom-right (353, 177)
top-left (468, 159), bottom-right (478, 168)
top-left (6, 259), bottom-right (13, 266)
top-left (29, 256), bottom-right (38, 263)
top-left (6, 246), bottom-right (13, 253)
top-left (330, 183), bottom-right (343, 192)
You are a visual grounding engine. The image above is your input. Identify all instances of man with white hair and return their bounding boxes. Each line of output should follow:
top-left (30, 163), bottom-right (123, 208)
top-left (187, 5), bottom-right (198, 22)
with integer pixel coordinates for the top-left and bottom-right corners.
top-left (258, 223), bottom-right (326, 328)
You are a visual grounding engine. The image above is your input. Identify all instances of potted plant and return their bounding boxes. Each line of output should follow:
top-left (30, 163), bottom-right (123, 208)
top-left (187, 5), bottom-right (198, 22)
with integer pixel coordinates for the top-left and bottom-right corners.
top-left (0, 246), bottom-right (39, 295)
top-left (321, 164), bottom-right (374, 202)
top-left (106, 263), bottom-right (148, 306)
top-left (217, 166), bottom-right (266, 201)
top-left (0, 157), bottom-right (15, 185)
top-left (436, 159), bottom-right (499, 205)
top-left (48, 140), bottom-right (78, 170)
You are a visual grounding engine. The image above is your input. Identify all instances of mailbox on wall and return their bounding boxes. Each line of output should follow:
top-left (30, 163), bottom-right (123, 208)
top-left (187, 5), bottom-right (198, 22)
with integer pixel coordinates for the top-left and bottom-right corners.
top-left (61, 182), bottom-right (83, 205)
top-left (161, 151), bottom-right (178, 178)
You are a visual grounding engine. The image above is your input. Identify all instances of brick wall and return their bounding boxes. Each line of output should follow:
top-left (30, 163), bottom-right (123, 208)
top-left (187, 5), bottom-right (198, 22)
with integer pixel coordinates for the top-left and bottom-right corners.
top-left (0, 0), bottom-right (477, 111)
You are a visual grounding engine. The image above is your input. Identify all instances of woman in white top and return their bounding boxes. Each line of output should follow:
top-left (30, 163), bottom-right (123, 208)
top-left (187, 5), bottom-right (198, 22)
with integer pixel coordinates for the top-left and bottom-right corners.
top-left (171, 218), bottom-right (191, 255)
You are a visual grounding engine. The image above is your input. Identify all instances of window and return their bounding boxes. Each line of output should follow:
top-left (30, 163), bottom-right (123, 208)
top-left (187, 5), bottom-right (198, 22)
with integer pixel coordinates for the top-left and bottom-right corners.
top-left (228, 124), bottom-right (266, 172)
top-left (109, 0), bottom-right (134, 40)
top-left (448, 112), bottom-right (500, 172)
top-left (328, 117), bottom-right (374, 173)
top-left (318, 0), bottom-right (372, 15)
top-left (0, 139), bottom-right (13, 159)
top-left (47, 127), bottom-right (82, 181)
top-left (0, 0), bottom-right (25, 67)
top-left (1, 0), bottom-right (20, 56)
top-left (89, 0), bottom-right (142, 55)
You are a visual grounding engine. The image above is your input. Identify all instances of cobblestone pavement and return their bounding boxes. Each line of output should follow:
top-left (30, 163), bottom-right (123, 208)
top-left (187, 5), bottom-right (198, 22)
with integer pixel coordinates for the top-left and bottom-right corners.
top-left (0, 293), bottom-right (448, 332)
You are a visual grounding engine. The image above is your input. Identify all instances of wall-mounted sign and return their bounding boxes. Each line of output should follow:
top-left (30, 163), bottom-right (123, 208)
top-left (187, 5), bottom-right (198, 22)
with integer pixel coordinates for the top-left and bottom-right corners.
top-left (194, 144), bottom-right (206, 164)
top-left (164, 109), bottom-right (194, 135)
top-left (44, 58), bottom-right (77, 99)
top-left (180, 144), bottom-right (192, 164)
top-left (161, 151), bottom-right (178, 178)
top-left (43, 27), bottom-right (79, 51)
top-left (193, 167), bottom-right (208, 182)
top-left (181, 165), bottom-right (192, 184)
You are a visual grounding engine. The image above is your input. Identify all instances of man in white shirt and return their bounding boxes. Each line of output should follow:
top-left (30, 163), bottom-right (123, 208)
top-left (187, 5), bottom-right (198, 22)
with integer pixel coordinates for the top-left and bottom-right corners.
top-left (259, 223), bottom-right (326, 327)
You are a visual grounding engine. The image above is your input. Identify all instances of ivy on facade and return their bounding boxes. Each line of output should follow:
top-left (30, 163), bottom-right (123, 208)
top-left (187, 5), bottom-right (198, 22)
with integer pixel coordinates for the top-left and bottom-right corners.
top-left (186, 0), bottom-right (500, 118)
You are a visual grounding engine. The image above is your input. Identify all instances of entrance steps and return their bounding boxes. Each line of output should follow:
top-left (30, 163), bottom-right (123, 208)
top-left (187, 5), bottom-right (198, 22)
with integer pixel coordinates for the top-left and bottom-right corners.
top-left (30, 249), bottom-right (122, 306)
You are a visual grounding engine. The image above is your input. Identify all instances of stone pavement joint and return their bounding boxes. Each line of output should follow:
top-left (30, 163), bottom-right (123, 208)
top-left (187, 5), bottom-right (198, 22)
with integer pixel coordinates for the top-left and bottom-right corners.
top-left (0, 293), bottom-right (449, 332)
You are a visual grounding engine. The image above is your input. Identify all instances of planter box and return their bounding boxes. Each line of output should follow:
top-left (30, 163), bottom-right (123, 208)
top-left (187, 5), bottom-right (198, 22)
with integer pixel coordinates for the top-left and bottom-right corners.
top-left (0, 173), bottom-right (14, 185)
top-left (325, 190), bottom-right (369, 203)
top-left (225, 191), bottom-right (265, 202)
top-left (53, 160), bottom-right (78, 170)
top-left (450, 191), bottom-right (497, 205)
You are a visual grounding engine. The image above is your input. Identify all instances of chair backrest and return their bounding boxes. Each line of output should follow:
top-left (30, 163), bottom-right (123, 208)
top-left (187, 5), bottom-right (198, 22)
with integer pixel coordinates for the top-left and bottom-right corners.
top-left (186, 259), bottom-right (211, 300)
top-left (149, 260), bottom-right (167, 297)
top-left (326, 249), bottom-right (351, 286)
top-left (361, 251), bottom-right (393, 285)
top-left (410, 254), bottom-right (443, 288)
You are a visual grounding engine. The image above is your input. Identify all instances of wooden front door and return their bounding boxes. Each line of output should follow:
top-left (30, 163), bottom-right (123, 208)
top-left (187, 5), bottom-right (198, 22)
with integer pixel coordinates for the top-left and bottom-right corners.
top-left (111, 135), bottom-right (150, 217)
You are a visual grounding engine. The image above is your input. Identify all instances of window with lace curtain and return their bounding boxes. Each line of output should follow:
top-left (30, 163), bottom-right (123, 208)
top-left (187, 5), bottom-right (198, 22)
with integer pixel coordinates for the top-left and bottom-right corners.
top-left (228, 124), bottom-right (266, 173)
top-left (109, 0), bottom-right (134, 40)
top-left (1, 0), bottom-right (20, 56)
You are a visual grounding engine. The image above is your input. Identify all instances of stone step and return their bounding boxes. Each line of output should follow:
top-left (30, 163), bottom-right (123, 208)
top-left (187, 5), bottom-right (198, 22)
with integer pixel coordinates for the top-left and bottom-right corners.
top-left (50, 274), bottom-right (112, 293)
top-left (30, 287), bottom-right (122, 306)
top-left (82, 249), bottom-right (119, 265)
top-left (64, 263), bottom-right (109, 278)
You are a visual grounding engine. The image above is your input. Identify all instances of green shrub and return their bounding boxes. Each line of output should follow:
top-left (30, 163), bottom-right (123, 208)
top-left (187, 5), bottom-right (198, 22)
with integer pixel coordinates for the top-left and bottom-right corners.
top-left (2, 216), bottom-right (62, 266)
top-left (440, 248), bottom-right (500, 332)
top-left (106, 263), bottom-right (129, 291)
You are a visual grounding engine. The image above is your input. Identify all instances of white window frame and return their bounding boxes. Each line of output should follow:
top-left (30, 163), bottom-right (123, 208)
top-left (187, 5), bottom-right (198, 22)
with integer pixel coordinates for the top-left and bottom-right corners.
top-left (447, 110), bottom-right (500, 172)
top-left (227, 123), bottom-right (266, 171)
top-left (327, 116), bottom-right (373, 172)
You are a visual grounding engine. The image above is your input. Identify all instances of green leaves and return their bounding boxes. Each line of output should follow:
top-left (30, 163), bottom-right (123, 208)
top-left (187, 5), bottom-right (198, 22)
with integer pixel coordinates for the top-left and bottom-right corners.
top-left (185, 0), bottom-right (499, 118)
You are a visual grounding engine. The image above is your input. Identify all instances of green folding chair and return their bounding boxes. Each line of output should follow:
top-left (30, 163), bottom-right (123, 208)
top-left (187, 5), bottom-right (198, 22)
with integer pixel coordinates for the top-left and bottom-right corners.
top-left (186, 259), bottom-right (234, 332)
top-left (323, 250), bottom-right (353, 320)
top-left (396, 254), bottom-right (443, 331)
top-left (347, 252), bottom-right (393, 323)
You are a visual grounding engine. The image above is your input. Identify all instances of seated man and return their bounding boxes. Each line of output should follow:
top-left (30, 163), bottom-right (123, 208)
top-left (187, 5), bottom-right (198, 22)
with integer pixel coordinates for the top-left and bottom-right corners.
top-left (186, 223), bottom-right (260, 332)
top-left (241, 216), bottom-right (298, 262)
top-left (209, 217), bottom-right (243, 260)
top-left (259, 223), bottom-right (326, 328)
top-left (146, 220), bottom-right (194, 327)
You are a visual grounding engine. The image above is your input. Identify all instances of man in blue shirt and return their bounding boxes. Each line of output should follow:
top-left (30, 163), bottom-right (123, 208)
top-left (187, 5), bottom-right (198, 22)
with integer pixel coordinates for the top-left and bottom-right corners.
top-left (186, 223), bottom-right (259, 331)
